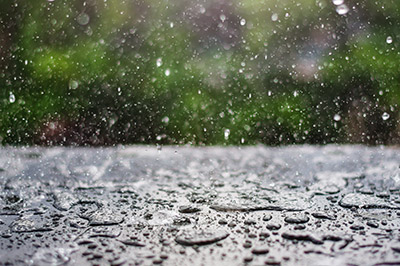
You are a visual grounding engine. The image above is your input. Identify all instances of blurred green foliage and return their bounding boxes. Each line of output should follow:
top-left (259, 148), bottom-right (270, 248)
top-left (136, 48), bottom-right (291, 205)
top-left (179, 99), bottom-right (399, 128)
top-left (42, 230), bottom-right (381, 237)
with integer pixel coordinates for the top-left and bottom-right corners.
top-left (0, 0), bottom-right (399, 145)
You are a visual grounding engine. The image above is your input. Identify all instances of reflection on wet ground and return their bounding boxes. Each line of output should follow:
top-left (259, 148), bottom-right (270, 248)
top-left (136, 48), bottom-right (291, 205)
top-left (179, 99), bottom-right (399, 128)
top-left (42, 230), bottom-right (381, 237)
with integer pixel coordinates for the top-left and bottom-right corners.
top-left (0, 145), bottom-right (400, 265)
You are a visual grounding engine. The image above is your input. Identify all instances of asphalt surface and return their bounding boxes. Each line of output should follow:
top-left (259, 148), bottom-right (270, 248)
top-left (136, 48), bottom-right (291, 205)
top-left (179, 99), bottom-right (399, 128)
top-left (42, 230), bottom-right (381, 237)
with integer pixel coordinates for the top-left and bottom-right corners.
top-left (1, 145), bottom-right (400, 266)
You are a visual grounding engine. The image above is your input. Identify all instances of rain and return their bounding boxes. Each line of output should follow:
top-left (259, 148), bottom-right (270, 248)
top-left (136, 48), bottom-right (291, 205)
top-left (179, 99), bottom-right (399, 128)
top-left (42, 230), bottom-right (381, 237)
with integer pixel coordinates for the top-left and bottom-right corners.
top-left (1, 0), bottom-right (400, 265)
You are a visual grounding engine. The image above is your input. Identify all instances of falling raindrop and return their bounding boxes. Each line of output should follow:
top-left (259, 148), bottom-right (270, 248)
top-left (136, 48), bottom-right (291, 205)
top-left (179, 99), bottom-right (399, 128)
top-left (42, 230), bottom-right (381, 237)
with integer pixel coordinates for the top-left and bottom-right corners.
top-left (333, 114), bottom-right (341, 121)
top-left (76, 13), bottom-right (90, 26)
top-left (240, 19), bottom-right (246, 26)
top-left (386, 36), bottom-right (393, 44)
top-left (165, 69), bottom-right (170, 76)
top-left (332, 0), bottom-right (344, 5)
top-left (162, 116), bottom-right (169, 123)
top-left (156, 58), bottom-right (162, 67)
top-left (271, 13), bottom-right (278, 22)
top-left (224, 129), bottom-right (230, 140)
top-left (9, 92), bottom-right (15, 103)
top-left (382, 112), bottom-right (390, 121)
top-left (68, 80), bottom-right (79, 90)
top-left (336, 4), bottom-right (349, 15)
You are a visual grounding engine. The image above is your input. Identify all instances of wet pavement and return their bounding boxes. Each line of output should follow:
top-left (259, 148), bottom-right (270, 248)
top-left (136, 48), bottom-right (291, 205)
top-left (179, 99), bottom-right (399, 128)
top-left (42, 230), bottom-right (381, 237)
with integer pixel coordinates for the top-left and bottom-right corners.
top-left (1, 145), bottom-right (400, 266)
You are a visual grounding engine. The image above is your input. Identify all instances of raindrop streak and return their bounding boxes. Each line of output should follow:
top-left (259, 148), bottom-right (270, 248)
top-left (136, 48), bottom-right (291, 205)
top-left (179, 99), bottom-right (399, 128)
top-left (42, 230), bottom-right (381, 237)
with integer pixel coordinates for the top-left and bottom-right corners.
top-left (336, 4), bottom-right (349, 15)
top-left (156, 58), bottom-right (162, 67)
top-left (386, 36), bottom-right (393, 44)
top-left (9, 93), bottom-right (16, 103)
top-left (165, 69), bottom-right (170, 76)
top-left (382, 112), bottom-right (390, 121)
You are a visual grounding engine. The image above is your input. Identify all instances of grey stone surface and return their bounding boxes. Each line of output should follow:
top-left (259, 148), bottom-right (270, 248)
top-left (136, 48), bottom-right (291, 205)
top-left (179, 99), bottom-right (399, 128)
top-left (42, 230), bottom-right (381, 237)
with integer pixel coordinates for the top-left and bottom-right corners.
top-left (0, 145), bottom-right (400, 265)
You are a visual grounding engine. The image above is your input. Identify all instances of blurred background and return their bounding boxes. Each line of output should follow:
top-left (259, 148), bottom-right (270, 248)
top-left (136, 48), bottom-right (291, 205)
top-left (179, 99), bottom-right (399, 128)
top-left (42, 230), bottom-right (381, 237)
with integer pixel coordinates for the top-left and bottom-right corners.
top-left (0, 0), bottom-right (399, 146)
